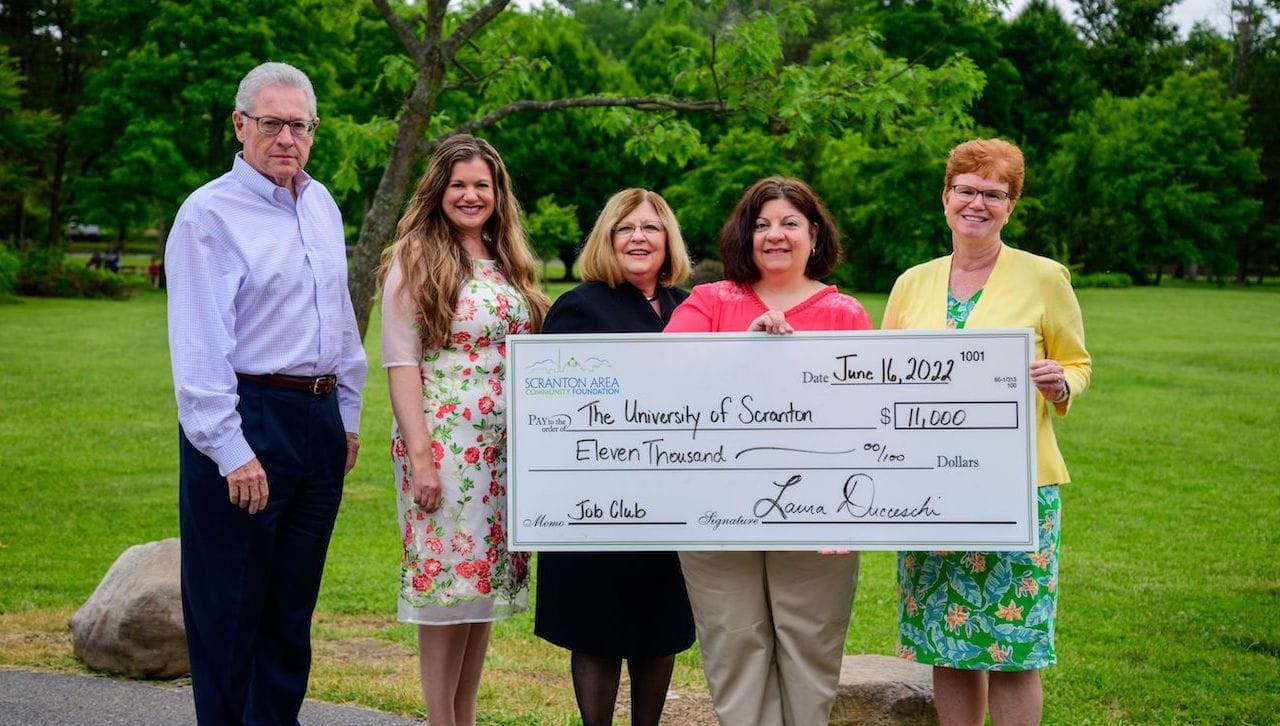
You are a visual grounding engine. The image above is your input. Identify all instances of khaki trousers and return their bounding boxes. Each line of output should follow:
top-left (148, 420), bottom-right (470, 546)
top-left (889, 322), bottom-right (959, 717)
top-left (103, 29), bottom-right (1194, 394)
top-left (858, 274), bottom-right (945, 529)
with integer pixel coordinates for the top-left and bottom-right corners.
top-left (679, 551), bottom-right (860, 726)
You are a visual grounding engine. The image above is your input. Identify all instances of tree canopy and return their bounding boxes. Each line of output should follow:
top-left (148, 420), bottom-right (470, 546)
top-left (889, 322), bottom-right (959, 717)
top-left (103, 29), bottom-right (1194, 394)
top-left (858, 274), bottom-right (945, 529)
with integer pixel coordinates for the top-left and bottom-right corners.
top-left (2, 0), bottom-right (1277, 316)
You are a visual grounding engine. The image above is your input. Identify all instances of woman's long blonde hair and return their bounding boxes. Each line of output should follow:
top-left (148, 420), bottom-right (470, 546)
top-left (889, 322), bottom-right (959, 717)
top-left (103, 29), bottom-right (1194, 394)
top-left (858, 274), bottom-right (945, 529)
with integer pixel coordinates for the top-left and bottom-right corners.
top-left (378, 134), bottom-right (548, 350)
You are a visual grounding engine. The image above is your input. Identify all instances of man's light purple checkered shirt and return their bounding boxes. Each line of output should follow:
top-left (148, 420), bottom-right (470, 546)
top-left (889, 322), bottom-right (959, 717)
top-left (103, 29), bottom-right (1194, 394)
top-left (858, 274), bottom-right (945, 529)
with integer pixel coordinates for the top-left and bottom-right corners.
top-left (166, 154), bottom-right (367, 475)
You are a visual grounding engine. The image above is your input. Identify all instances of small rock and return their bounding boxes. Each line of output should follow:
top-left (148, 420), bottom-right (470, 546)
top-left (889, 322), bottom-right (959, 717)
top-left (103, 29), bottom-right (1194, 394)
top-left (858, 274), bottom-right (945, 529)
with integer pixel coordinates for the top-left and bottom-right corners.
top-left (830, 654), bottom-right (937, 726)
top-left (69, 538), bottom-right (188, 678)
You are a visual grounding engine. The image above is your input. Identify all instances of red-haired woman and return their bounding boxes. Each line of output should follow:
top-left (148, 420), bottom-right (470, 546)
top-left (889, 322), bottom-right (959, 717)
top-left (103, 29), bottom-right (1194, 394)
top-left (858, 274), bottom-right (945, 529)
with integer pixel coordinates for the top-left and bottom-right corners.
top-left (884, 138), bottom-right (1091, 725)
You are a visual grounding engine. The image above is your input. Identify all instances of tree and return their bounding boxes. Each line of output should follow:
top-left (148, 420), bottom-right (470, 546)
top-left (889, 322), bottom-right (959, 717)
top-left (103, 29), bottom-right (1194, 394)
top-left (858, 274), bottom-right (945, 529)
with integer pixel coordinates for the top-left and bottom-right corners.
top-left (553, 0), bottom-right (668, 59)
top-left (69, 0), bottom-right (358, 253)
top-left (862, 0), bottom-right (1021, 138)
top-left (1225, 1), bottom-right (1280, 282)
top-left (815, 131), bottom-right (959, 291)
top-left (342, 0), bottom-right (991, 336)
top-left (0, 0), bottom-right (100, 247)
top-left (523, 195), bottom-right (582, 272)
top-left (483, 10), bottom-right (680, 279)
top-left (0, 44), bottom-right (57, 245)
top-left (663, 127), bottom-right (803, 260)
top-left (1040, 72), bottom-right (1262, 282)
top-left (1075, 0), bottom-right (1180, 97)
top-left (1000, 0), bottom-right (1096, 159)
top-left (1164, 3), bottom-right (1280, 282)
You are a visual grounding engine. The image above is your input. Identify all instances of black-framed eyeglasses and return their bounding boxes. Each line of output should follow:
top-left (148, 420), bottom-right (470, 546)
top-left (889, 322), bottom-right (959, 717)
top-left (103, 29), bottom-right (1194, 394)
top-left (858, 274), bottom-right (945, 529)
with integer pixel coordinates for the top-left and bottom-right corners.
top-left (613, 223), bottom-right (663, 238)
top-left (241, 113), bottom-right (317, 138)
top-left (950, 185), bottom-right (1011, 203)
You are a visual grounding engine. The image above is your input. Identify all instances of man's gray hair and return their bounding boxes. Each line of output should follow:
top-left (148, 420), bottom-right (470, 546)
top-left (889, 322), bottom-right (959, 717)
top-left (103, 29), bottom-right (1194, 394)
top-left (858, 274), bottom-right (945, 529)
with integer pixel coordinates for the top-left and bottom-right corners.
top-left (235, 62), bottom-right (317, 118)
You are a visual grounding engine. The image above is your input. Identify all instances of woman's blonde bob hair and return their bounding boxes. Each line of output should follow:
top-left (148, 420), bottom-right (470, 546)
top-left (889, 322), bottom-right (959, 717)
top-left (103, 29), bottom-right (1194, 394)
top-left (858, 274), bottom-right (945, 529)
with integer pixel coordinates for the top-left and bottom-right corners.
top-left (577, 188), bottom-right (691, 288)
top-left (377, 134), bottom-right (548, 350)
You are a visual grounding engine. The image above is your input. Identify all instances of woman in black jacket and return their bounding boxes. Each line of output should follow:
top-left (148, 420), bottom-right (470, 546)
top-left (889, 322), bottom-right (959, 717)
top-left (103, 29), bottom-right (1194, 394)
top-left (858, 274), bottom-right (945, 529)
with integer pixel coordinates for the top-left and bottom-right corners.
top-left (533, 188), bottom-right (695, 726)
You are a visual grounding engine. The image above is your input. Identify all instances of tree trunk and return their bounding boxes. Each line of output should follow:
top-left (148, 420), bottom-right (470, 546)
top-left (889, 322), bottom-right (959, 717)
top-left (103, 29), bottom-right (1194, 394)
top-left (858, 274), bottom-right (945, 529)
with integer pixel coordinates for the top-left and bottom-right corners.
top-left (15, 196), bottom-right (26, 248)
top-left (347, 72), bottom-right (445, 340)
top-left (46, 128), bottom-right (68, 249)
top-left (557, 245), bottom-right (577, 282)
top-left (154, 216), bottom-right (169, 259)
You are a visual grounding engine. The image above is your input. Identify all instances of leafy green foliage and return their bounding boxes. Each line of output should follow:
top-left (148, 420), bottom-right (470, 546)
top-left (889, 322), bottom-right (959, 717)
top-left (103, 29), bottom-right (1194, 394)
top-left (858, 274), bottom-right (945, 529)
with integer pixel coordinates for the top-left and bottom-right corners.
top-left (523, 195), bottom-right (582, 264)
top-left (0, 246), bottom-right (19, 295)
top-left (15, 249), bottom-right (130, 299)
top-left (1075, 0), bottom-right (1182, 97)
top-left (1040, 72), bottom-right (1262, 281)
top-left (663, 128), bottom-right (801, 260)
top-left (999, 0), bottom-right (1097, 160)
top-left (864, 0), bottom-right (1021, 140)
top-left (68, 0), bottom-right (359, 243)
top-left (1070, 270), bottom-right (1133, 288)
top-left (0, 44), bottom-right (57, 244)
top-left (7, 0), bottom-right (1278, 301)
top-left (626, 22), bottom-right (712, 96)
top-left (816, 130), bottom-right (957, 291)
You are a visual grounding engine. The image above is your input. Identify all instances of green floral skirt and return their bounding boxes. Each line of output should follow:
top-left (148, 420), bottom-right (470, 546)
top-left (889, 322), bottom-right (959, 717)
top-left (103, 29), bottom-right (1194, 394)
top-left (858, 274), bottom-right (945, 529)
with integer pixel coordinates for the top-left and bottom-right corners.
top-left (896, 485), bottom-right (1061, 671)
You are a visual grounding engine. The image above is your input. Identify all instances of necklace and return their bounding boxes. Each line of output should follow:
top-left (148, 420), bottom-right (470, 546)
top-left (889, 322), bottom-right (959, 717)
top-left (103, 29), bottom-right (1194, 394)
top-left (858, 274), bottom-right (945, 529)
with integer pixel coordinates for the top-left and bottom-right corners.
top-left (645, 293), bottom-right (659, 302)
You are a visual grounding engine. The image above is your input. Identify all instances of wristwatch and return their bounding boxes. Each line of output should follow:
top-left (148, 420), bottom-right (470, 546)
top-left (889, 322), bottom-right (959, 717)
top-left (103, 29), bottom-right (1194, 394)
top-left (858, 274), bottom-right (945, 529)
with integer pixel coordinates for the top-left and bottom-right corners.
top-left (1053, 379), bottom-right (1070, 403)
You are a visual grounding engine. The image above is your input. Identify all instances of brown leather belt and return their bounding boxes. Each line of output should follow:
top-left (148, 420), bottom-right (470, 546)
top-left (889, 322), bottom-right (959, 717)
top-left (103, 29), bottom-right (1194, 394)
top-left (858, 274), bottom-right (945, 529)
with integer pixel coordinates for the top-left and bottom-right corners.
top-left (236, 372), bottom-right (338, 395)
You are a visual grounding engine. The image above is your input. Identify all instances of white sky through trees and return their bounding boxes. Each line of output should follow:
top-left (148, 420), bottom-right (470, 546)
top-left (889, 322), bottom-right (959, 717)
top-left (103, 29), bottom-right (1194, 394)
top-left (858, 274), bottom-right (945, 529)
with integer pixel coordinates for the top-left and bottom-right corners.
top-left (1008, 0), bottom-right (1234, 36)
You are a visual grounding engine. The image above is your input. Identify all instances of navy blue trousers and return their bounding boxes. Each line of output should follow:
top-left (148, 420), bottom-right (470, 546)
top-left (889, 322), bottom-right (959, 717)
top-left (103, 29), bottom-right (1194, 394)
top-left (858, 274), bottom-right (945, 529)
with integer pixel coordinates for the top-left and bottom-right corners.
top-left (179, 380), bottom-right (346, 726)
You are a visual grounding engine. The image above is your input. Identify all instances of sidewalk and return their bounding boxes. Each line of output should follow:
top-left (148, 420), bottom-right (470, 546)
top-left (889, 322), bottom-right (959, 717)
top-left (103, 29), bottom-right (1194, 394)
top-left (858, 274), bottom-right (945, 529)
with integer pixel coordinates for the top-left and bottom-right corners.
top-left (0, 670), bottom-right (418, 726)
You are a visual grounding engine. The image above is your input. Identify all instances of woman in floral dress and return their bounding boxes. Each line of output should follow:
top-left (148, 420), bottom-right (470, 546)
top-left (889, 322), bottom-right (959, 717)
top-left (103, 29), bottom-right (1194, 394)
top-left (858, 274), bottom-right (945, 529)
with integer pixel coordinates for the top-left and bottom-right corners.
top-left (378, 134), bottom-right (548, 725)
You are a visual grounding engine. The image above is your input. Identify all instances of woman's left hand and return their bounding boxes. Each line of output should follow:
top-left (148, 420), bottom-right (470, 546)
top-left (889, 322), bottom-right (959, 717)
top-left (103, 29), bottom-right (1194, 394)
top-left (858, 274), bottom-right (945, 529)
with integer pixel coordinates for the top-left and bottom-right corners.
top-left (749, 310), bottom-right (794, 335)
top-left (1030, 358), bottom-right (1069, 402)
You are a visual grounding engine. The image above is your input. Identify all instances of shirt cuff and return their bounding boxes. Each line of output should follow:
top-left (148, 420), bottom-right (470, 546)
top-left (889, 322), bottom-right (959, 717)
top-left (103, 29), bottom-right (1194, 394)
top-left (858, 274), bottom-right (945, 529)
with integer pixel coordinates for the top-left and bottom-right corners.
top-left (209, 435), bottom-right (257, 477)
top-left (340, 407), bottom-right (362, 436)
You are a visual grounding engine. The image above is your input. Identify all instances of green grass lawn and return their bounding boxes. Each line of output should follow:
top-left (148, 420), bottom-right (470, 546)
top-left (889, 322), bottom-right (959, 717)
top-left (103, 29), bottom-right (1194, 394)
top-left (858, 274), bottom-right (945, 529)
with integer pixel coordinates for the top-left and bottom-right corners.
top-left (1, 283), bottom-right (1277, 723)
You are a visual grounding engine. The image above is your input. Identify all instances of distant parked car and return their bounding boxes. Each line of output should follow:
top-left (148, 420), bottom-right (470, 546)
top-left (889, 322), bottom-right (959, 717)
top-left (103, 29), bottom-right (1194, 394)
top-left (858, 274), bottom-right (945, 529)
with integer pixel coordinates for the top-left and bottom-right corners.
top-left (66, 219), bottom-right (102, 242)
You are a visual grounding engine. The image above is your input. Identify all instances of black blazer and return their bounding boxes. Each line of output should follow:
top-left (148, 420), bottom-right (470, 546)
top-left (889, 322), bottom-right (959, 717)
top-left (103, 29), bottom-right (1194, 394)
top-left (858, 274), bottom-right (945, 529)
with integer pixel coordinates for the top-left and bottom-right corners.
top-left (542, 280), bottom-right (689, 334)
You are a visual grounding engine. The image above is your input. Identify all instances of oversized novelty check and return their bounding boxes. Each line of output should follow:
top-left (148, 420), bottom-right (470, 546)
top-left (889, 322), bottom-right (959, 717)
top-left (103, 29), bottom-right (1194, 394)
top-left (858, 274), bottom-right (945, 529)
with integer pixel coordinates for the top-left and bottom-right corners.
top-left (506, 329), bottom-right (1037, 551)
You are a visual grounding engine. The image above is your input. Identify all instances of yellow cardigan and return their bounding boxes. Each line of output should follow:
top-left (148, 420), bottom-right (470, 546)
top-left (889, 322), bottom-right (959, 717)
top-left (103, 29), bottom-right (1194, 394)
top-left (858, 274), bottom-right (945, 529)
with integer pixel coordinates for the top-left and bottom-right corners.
top-left (882, 244), bottom-right (1092, 486)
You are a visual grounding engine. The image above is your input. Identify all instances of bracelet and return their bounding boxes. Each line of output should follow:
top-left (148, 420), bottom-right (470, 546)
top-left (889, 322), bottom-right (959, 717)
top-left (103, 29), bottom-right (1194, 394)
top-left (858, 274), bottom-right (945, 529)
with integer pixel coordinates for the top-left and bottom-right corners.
top-left (1052, 379), bottom-right (1070, 403)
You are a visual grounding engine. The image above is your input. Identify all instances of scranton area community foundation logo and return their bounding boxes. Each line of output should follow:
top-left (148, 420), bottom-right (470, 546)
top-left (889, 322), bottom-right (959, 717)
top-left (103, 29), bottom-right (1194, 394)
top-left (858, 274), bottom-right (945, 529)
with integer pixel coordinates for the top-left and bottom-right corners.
top-left (523, 348), bottom-right (621, 396)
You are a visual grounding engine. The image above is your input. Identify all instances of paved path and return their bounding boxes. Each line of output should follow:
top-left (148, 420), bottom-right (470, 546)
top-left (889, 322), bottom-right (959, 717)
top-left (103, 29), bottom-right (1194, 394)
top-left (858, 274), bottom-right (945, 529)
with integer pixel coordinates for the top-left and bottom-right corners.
top-left (0, 670), bottom-right (419, 726)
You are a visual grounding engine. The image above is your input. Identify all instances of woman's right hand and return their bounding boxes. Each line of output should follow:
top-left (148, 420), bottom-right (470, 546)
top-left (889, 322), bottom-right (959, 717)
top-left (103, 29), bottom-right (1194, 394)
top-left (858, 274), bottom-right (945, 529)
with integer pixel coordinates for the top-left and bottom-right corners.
top-left (749, 310), bottom-right (794, 335)
top-left (412, 465), bottom-right (443, 513)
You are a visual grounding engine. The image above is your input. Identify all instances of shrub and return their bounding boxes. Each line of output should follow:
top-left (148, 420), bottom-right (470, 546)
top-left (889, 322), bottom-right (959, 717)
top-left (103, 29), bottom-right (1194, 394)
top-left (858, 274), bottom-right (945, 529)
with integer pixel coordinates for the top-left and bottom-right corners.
top-left (0, 247), bottom-right (18, 297)
top-left (688, 258), bottom-right (723, 286)
top-left (1072, 271), bottom-right (1133, 288)
top-left (826, 261), bottom-right (860, 293)
top-left (16, 249), bottom-right (130, 299)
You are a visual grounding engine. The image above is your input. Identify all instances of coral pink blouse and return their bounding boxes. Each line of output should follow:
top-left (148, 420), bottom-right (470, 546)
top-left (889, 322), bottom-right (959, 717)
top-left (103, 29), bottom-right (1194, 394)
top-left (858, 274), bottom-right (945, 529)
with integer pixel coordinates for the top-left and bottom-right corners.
top-left (664, 280), bottom-right (872, 333)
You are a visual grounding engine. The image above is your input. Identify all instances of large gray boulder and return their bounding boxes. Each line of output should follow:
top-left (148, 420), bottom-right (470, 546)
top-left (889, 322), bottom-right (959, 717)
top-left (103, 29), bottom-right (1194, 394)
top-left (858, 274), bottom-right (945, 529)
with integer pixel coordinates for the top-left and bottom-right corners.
top-left (831, 654), bottom-right (937, 726)
top-left (69, 538), bottom-right (189, 678)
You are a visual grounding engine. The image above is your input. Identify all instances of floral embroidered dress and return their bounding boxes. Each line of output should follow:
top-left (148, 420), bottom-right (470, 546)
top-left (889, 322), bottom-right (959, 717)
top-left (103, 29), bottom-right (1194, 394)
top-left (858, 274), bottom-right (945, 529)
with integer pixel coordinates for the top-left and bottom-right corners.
top-left (895, 288), bottom-right (1061, 670)
top-left (381, 257), bottom-right (532, 624)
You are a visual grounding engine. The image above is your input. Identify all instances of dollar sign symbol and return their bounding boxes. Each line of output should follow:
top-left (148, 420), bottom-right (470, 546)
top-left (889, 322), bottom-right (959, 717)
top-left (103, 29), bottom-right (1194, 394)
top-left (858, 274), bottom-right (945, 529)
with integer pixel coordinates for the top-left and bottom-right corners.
top-left (880, 407), bottom-right (891, 425)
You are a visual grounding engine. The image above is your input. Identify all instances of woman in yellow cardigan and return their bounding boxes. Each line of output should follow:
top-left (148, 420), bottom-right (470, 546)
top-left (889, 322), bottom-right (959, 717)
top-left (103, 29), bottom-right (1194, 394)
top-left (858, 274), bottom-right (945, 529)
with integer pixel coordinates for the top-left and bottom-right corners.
top-left (883, 138), bottom-right (1091, 726)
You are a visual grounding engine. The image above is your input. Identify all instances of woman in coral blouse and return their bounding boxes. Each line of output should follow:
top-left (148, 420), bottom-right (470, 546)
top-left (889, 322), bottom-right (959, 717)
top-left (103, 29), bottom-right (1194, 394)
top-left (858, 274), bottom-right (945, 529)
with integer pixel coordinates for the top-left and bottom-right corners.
top-left (665, 176), bottom-right (869, 726)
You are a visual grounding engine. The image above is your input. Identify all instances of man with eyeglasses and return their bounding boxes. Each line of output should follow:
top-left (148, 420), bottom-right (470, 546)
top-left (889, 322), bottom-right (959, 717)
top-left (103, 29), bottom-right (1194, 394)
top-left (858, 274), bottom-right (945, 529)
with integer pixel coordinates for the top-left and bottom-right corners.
top-left (165, 61), bottom-right (367, 725)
